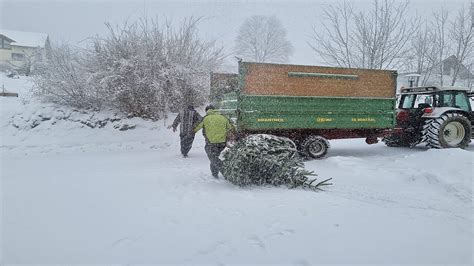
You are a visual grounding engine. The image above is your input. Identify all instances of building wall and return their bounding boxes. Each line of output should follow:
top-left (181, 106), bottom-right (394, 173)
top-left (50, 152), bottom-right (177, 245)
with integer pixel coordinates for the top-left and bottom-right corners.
top-left (0, 48), bottom-right (11, 62)
top-left (0, 35), bottom-right (13, 69)
top-left (0, 45), bottom-right (45, 70)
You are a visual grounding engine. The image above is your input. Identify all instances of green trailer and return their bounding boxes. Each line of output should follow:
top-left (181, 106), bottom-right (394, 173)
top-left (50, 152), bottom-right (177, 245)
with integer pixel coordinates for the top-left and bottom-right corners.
top-left (218, 62), bottom-right (398, 159)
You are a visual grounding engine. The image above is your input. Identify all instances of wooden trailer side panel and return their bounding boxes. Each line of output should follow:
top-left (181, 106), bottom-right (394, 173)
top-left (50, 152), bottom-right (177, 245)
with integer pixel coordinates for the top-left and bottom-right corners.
top-left (241, 62), bottom-right (397, 98)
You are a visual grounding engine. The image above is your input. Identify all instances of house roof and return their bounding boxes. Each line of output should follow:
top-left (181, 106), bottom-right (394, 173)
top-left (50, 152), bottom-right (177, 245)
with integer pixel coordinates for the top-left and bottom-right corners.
top-left (0, 29), bottom-right (49, 48)
top-left (441, 55), bottom-right (473, 79)
top-left (0, 34), bottom-right (15, 43)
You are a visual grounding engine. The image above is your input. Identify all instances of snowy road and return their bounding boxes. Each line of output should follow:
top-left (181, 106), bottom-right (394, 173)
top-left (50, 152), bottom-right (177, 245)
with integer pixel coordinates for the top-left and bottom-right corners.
top-left (2, 135), bottom-right (473, 264)
top-left (1, 74), bottom-right (473, 264)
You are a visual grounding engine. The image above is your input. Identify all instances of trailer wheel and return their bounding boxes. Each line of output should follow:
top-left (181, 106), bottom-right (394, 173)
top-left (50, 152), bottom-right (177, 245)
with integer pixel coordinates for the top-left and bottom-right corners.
top-left (301, 136), bottom-right (330, 159)
top-left (422, 113), bottom-right (471, 149)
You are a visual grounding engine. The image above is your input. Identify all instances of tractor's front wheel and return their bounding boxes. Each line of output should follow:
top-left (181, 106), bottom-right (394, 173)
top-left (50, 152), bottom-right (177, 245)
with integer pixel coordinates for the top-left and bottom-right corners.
top-left (422, 113), bottom-right (471, 149)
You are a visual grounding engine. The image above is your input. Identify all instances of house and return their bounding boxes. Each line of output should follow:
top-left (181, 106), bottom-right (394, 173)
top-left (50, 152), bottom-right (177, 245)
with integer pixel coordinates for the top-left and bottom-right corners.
top-left (438, 55), bottom-right (473, 81)
top-left (0, 29), bottom-right (51, 75)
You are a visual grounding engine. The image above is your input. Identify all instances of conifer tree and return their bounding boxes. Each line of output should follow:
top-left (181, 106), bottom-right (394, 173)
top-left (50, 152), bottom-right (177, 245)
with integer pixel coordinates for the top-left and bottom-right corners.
top-left (222, 134), bottom-right (332, 191)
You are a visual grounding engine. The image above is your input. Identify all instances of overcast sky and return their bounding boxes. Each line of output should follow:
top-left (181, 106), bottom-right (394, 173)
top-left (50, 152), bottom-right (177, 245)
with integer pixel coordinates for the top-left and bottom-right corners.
top-left (0, 0), bottom-right (468, 69)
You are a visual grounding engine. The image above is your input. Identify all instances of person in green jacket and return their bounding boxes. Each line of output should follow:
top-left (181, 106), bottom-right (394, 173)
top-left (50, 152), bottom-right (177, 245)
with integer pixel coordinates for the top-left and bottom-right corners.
top-left (194, 104), bottom-right (234, 178)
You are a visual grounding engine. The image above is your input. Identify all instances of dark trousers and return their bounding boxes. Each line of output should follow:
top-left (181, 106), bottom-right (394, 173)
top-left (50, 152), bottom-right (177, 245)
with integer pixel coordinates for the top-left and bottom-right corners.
top-left (205, 143), bottom-right (226, 177)
top-left (180, 133), bottom-right (195, 156)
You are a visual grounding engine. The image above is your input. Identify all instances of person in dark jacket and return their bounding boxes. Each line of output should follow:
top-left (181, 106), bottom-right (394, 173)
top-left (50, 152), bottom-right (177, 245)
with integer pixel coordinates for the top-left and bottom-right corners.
top-left (194, 104), bottom-right (234, 178)
top-left (169, 105), bottom-right (202, 158)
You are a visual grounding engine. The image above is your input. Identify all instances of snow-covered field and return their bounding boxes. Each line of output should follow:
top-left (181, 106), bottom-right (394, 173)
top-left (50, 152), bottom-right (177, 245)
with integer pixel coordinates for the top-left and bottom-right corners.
top-left (1, 74), bottom-right (473, 264)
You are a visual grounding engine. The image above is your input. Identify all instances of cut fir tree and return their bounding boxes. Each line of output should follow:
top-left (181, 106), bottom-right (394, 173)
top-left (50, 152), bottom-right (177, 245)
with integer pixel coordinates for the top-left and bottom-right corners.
top-left (221, 134), bottom-right (332, 191)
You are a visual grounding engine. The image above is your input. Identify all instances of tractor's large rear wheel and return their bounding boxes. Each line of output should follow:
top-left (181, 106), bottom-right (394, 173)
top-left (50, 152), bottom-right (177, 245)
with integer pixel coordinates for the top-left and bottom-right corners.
top-left (422, 113), bottom-right (471, 149)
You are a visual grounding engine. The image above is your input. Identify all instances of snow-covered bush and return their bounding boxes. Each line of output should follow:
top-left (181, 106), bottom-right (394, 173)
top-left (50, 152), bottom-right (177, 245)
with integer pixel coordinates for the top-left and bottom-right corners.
top-left (33, 43), bottom-right (100, 109)
top-left (33, 17), bottom-right (223, 119)
top-left (222, 134), bottom-right (332, 191)
top-left (9, 104), bottom-right (135, 131)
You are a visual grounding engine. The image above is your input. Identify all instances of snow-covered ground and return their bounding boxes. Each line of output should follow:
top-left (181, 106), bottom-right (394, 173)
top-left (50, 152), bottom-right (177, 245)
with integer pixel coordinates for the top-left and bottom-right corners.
top-left (1, 74), bottom-right (473, 264)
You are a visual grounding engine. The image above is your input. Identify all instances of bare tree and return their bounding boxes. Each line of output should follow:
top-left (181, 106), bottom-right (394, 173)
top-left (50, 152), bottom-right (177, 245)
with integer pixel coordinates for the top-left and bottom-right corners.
top-left (431, 8), bottom-right (450, 85)
top-left (309, 1), bottom-right (355, 67)
top-left (400, 4), bottom-right (473, 87)
top-left (235, 15), bottom-right (293, 63)
top-left (309, 0), bottom-right (416, 70)
top-left (449, 5), bottom-right (474, 86)
top-left (401, 20), bottom-right (440, 85)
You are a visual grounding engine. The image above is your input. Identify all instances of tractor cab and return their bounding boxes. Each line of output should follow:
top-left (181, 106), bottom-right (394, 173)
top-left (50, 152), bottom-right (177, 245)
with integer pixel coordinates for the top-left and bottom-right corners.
top-left (397, 86), bottom-right (472, 125)
top-left (383, 86), bottom-right (473, 148)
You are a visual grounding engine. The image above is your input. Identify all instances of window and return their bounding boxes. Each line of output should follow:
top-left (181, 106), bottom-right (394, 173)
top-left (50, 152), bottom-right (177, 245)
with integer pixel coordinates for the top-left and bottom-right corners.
top-left (435, 91), bottom-right (471, 111)
top-left (438, 92), bottom-right (455, 107)
top-left (11, 53), bottom-right (25, 61)
top-left (415, 95), bottom-right (433, 108)
top-left (400, 94), bottom-right (416, 108)
top-left (1, 38), bottom-right (12, 49)
top-left (454, 92), bottom-right (471, 111)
